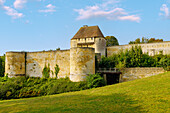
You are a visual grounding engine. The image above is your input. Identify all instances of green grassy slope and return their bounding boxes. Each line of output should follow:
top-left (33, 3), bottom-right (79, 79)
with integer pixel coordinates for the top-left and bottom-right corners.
top-left (0, 72), bottom-right (170, 113)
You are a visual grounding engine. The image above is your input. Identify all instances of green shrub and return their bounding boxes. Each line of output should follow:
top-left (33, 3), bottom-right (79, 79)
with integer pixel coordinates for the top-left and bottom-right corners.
top-left (0, 76), bottom-right (88, 100)
top-left (0, 55), bottom-right (5, 77)
top-left (99, 46), bottom-right (170, 69)
top-left (42, 64), bottom-right (50, 78)
top-left (45, 77), bottom-right (87, 95)
top-left (0, 75), bottom-right (8, 83)
top-left (0, 77), bottom-right (26, 99)
top-left (86, 73), bottom-right (106, 88)
top-left (54, 64), bottom-right (60, 78)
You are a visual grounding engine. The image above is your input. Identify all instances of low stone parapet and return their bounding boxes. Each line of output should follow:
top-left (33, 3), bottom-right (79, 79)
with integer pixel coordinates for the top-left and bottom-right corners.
top-left (120, 67), bottom-right (165, 82)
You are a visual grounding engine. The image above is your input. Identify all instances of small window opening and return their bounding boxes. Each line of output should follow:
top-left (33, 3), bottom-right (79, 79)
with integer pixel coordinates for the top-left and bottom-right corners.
top-left (20, 65), bottom-right (22, 70)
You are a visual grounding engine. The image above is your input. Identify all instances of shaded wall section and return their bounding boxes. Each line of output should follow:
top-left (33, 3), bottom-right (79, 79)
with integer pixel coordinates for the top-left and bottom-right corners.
top-left (5, 52), bottom-right (26, 77)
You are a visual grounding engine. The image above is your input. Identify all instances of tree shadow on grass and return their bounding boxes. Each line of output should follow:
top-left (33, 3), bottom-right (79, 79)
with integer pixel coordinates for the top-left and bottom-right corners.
top-left (0, 93), bottom-right (146, 113)
top-left (49, 93), bottom-right (146, 113)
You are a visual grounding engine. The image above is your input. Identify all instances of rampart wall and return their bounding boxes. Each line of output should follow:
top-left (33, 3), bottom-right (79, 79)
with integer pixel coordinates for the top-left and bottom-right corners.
top-left (120, 67), bottom-right (165, 82)
top-left (107, 41), bottom-right (170, 57)
top-left (6, 50), bottom-right (70, 78)
top-left (26, 50), bottom-right (70, 78)
top-left (5, 47), bottom-right (95, 82)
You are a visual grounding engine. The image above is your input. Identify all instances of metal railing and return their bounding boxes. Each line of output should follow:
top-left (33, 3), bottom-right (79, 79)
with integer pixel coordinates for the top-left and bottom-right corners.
top-left (97, 68), bottom-right (120, 73)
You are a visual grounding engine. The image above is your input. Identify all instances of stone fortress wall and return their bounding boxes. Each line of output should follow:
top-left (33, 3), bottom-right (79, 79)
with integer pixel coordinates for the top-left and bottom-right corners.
top-left (5, 47), bottom-right (95, 82)
top-left (5, 25), bottom-right (170, 82)
top-left (26, 50), bottom-right (70, 78)
top-left (107, 41), bottom-right (170, 57)
top-left (120, 67), bottom-right (165, 82)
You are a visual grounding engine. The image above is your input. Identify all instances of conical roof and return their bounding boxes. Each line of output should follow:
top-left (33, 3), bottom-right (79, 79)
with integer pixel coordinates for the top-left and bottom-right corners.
top-left (71, 25), bottom-right (105, 40)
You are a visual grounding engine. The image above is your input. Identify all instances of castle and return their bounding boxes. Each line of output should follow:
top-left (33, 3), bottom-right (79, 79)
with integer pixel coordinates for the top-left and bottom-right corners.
top-left (5, 25), bottom-right (170, 82)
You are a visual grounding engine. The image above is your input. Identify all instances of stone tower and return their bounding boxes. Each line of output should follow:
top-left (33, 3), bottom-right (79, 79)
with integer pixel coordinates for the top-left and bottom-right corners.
top-left (70, 25), bottom-right (106, 56)
top-left (70, 47), bottom-right (95, 82)
top-left (5, 52), bottom-right (26, 77)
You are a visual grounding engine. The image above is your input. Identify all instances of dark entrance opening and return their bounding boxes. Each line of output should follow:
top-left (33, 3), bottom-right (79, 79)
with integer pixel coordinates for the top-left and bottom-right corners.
top-left (106, 74), bottom-right (120, 85)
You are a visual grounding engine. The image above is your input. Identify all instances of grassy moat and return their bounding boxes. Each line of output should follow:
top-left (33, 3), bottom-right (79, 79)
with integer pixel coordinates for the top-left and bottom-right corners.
top-left (0, 72), bottom-right (169, 113)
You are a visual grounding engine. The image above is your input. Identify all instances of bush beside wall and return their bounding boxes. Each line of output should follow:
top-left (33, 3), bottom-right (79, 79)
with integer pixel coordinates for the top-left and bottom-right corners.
top-left (0, 73), bottom-right (106, 100)
top-left (0, 77), bottom-right (87, 100)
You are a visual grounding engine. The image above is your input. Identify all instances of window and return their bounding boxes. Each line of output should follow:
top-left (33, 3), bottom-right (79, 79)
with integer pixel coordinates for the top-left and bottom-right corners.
top-left (91, 37), bottom-right (93, 40)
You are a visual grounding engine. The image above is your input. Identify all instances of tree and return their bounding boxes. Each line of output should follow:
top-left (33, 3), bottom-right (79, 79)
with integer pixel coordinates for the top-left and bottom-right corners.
top-left (86, 73), bottom-right (106, 88)
top-left (42, 64), bottom-right (50, 78)
top-left (148, 38), bottom-right (163, 43)
top-left (54, 64), bottom-right (60, 78)
top-left (135, 38), bottom-right (140, 44)
top-left (0, 55), bottom-right (5, 77)
top-left (105, 36), bottom-right (119, 47)
top-left (0, 57), bottom-right (3, 77)
top-left (142, 37), bottom-right (149, 43)
top-left (129, 37), bottom-right (163, 44)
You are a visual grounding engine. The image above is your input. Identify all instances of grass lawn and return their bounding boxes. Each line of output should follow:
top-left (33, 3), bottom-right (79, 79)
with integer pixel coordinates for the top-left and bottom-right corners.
top-left (0, 72), bottom-right (170, 113)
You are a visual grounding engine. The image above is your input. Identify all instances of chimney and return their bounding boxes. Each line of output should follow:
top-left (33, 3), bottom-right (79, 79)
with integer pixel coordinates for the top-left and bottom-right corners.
top-left (83, 25), bottom-right (88, 27)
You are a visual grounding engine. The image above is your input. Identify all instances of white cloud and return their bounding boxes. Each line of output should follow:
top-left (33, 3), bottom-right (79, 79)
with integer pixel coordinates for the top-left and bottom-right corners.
top-left (3, 6), bottom-right (23, 19)
top-left (0, 0), bottom-right (23, 19)
top-left (74, 0), bottom-right (140, 22)
top-left (0, 0), bottom-right (5, 5)
top-left (118, 15), bottom-right (141, 22)
top-left (160, 4), bottom-right (170, 18)
top-left (101, 0), bottom-right (120, 7)
top-left (14, 0), bottom-right (27, 9)
top-left (36, 0), bottom-right (45, 1)
top-left (39, 4), bottom-right (56, 13)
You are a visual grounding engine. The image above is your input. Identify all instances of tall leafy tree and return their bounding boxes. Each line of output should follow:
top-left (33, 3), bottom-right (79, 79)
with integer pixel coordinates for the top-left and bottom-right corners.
top-left (0, 55), bottom-right (5, 77)
top-left (129, 37), bottom-right (163, 44)
top-left (105, 36), bottom-right (119, 47)
top-left (99, 46), bottom-right (169, 70)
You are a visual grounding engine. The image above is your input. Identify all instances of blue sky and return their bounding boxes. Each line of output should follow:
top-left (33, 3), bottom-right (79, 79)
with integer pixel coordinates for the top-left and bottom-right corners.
top-left (0, 0), bottom-right (170, 55)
